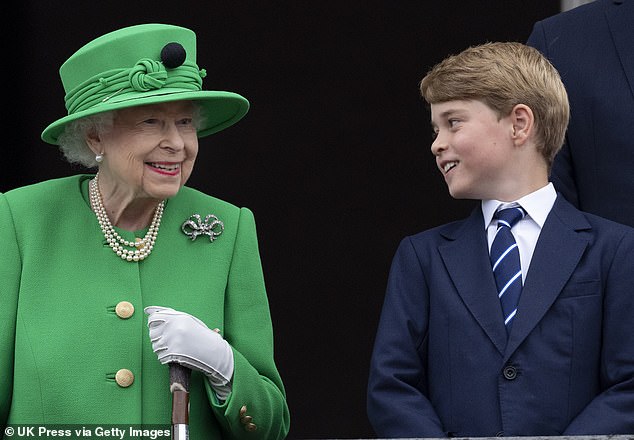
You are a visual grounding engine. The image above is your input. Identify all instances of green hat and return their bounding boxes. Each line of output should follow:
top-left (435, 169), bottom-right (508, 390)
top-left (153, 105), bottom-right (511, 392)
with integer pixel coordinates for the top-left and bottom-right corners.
top-left (41, 23), bottom-right (249, 145)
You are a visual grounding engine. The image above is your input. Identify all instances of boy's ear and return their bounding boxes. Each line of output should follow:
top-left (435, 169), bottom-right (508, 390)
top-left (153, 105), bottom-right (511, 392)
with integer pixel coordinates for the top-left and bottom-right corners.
top-left (510, 104), bottom-right (534, 145)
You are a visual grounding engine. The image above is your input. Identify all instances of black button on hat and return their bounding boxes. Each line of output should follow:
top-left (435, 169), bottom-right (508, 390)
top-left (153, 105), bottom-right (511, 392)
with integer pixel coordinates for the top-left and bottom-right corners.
top-left (161, 42), bottom-right (186, 68)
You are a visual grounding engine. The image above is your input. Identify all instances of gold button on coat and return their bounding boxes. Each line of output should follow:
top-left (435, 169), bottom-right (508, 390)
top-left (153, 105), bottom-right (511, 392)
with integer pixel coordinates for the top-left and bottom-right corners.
top-left (115, 301), bottom-right (134, 319)
top-left (115, 369), bottom-right (134, 387)
top-left (239, 405), bottom-right (257, 431)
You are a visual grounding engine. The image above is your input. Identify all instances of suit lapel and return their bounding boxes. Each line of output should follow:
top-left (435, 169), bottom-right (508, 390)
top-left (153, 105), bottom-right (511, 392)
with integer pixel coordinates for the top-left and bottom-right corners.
top-left (439, 208), bottom-right (508, 356)
top-left (503, 196), bottom-right (591, 361)
top-left (605, 0), bottom-right (634, 100)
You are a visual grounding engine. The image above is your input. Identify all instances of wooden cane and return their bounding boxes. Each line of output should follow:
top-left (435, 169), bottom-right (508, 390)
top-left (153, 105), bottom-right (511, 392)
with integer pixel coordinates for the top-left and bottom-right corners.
top-left (170, 363), bottom-right (191, 440)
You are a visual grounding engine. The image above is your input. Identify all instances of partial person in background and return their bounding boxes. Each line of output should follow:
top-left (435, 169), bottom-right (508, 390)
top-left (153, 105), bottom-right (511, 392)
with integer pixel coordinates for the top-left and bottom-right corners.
top-left (527, 0), bottom-right (634, 227)
top-left (0, 23), bottom-right (289, 439)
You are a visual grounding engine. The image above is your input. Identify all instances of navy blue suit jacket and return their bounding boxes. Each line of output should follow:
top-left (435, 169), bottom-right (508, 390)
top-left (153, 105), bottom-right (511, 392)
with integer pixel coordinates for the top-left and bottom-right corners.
top-left (527, 0), bottom-right (634, 227)
top-left (367, 196), bottom-right (634, 437)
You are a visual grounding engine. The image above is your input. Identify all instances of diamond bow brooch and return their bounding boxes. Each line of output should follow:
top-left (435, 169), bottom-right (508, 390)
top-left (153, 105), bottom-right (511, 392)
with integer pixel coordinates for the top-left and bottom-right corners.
top-left (181, 214), bottom-right (224, 242)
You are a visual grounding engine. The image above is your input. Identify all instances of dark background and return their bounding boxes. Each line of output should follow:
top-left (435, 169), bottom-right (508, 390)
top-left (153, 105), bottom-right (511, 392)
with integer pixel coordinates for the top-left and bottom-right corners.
top-left (3, 2), bottom-right (560, 438)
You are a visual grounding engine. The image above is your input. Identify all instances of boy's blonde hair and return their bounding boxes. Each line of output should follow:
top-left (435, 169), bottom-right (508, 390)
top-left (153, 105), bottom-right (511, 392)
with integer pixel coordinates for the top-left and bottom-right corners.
top-left (420, 42), bottom-right (569, 169)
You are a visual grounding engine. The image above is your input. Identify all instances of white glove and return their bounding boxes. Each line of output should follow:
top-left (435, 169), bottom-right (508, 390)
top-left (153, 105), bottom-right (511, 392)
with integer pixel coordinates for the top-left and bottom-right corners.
top-left (145, 306), bottom-right (234, 400)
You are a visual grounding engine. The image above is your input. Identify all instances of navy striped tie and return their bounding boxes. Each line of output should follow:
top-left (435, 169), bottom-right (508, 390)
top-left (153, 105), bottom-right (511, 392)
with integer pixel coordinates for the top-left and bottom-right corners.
top-left (490, 206), bottom-right (526, 333)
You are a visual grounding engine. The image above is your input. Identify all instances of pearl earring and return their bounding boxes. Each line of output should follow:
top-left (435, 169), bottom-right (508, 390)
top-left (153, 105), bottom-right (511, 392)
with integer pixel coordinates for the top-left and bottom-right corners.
top-left (95, 153), bottom-right (104, 163)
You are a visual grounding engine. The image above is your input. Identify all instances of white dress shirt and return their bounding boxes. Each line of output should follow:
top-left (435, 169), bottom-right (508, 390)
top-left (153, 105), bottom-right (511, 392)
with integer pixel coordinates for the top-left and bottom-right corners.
top-left (482, 183), bottom-right (557, 284)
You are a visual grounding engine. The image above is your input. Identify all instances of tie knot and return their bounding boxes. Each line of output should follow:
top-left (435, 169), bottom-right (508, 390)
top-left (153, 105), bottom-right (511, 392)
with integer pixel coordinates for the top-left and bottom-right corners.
top-left (494, 206), bottom-right (526, 229)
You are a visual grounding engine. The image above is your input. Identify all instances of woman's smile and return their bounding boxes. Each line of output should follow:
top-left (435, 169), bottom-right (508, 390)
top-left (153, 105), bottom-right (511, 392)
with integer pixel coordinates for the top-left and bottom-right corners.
top-left (146, 161), bottom-right (181, 176)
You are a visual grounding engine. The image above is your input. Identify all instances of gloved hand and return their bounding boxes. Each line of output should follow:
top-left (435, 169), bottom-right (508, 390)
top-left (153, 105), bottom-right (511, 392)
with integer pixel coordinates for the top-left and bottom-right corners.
top-left (145, 306), bottom-right (234, 400)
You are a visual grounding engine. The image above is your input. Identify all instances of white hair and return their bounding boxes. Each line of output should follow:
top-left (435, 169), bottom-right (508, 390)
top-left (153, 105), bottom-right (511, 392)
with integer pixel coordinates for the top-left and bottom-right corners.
top-left (58, 112), bottom-right (114, 168)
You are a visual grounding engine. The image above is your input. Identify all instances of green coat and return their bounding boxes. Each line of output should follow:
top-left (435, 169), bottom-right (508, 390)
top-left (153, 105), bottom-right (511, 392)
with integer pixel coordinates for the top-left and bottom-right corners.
top-left (0, 175), bottom-right (290, 439)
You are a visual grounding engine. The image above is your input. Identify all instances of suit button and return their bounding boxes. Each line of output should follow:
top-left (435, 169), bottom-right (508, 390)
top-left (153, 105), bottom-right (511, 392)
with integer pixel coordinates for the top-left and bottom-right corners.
top-left (115, 301), bottom-right (134, 319)
top-left (115, 368), bottom-right (134, 387)
top-left (503, 365), bottom-right (517, 380)
top-left (496, 431), bottom-right (505, 437)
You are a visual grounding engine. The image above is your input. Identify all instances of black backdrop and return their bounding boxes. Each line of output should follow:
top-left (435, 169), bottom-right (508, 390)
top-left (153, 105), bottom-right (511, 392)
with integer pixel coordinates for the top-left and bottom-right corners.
top-left (4, 2), bottom-right (560, 438)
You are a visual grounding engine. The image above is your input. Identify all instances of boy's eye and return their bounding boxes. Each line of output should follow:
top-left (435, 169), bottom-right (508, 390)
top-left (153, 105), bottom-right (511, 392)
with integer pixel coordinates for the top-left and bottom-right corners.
top-left (448, 119), bottom-right (459, 127)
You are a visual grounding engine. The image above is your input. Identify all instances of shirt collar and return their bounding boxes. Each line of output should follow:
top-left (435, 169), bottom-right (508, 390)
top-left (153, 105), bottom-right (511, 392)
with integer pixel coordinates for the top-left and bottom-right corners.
top-left (481, 182), bottom-right (557, 229)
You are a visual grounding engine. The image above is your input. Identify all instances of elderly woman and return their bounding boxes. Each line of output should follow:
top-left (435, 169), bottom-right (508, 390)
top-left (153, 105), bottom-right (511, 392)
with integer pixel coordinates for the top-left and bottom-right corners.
top-left (0, 24), bottom-right (289, 439)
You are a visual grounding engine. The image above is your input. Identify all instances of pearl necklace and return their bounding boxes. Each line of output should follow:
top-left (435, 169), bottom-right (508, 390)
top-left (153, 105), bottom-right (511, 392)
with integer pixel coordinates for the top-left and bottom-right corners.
top-left (89, 173), bottom-right (165, 262)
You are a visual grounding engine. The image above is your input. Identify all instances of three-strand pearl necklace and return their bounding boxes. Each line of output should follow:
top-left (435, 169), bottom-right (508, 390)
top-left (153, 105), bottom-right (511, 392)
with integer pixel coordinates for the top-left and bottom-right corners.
top-left (89, 173), bottom-right (165, 262)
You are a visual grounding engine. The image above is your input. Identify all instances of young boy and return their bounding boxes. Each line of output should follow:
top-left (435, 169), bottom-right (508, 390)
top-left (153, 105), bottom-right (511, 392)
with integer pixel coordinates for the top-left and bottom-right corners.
top-left (367, 42), bottom-right (634, 437)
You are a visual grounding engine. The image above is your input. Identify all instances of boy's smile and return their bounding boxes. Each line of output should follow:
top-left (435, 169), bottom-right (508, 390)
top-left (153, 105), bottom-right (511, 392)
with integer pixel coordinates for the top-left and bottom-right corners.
top-left (440, 160), bottom-right (458, 174)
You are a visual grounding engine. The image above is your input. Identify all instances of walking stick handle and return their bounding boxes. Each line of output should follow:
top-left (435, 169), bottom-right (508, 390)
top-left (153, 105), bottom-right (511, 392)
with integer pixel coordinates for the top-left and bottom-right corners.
top-left (170, 363), bottom-right (191, 440)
